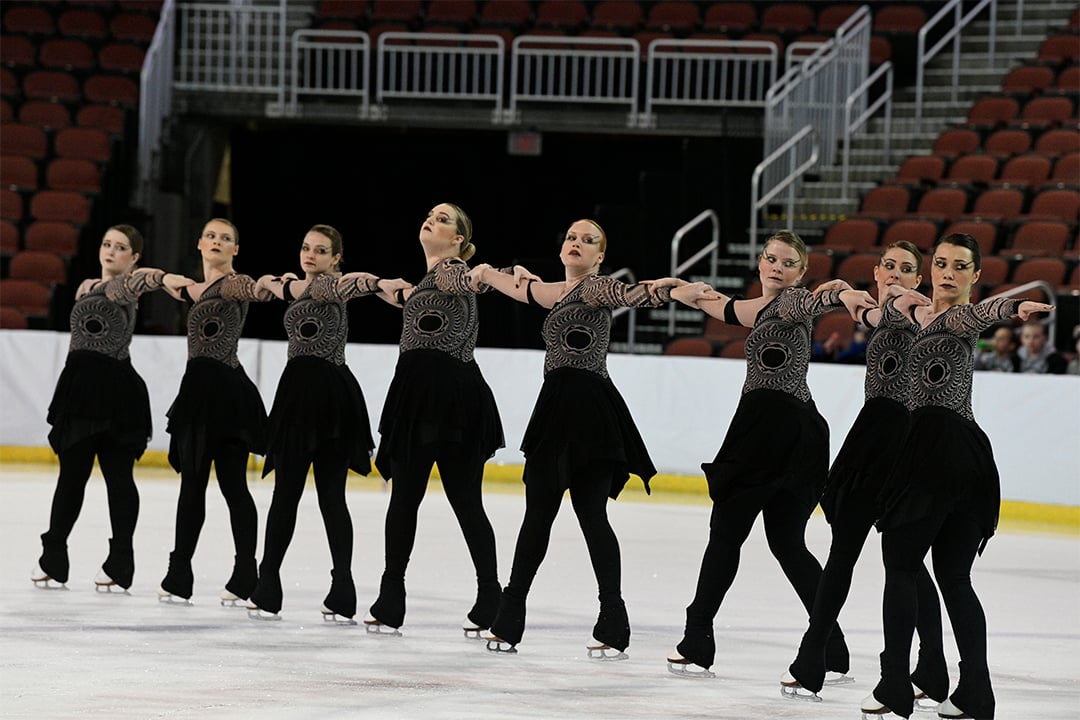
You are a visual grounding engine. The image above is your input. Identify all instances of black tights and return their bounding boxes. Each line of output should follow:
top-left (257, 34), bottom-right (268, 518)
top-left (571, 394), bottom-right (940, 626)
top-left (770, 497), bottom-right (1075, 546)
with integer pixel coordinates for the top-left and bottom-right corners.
top-left (505, 460), bottom-right (622, 606)
top-left (41, 434), bottom-right (140, 583)
top-left (259, 447), bottom-right (353, 578)
top-left (792, 489), bottom-right (944, 694)
top-left (876, 511), bottom-right (993, 719)
top-left (169, 437), bottom-right (256, 565)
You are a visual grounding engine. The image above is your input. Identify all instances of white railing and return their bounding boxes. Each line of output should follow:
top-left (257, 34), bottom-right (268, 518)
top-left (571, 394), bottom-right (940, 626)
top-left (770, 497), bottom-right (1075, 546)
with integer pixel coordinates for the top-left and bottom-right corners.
top-left (287, 29), bottom-right (371, 118)
top-left (763, 5), bottom-right (870, 193)
top-left (610, 267), bottom-right (638, 353)
top-left (749, 125), bottom-right (819, 263)
top-left (914, 0), bottom-right (997, 135)
top-left (175, 1), bottom-right (286, 94)
top-left (376, 33), bottom-right (505, 118)
top-left (986, 280), bottom-right (1057, 346)
top-left (508, 35), bottom-right (640, 125)
top-left (642, 39), bottom-right (778, 123)
top-left (841, 61), bottom-right (894, 201)
top-left (666, 209), bottom-right (720, 336)
top-left (136, 0), bottom-right (176, 211)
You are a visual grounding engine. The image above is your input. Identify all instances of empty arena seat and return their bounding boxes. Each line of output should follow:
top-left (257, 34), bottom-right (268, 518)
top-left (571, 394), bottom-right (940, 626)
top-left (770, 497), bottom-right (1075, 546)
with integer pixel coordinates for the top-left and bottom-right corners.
top-left (760, 3), bottom-right (813, 35)
top-left (647, 2), bottom-right (699, 33)
top-left (820, 218), bottom-right (879, 253)
top-left (881, 219), bottom-right (939, 251)
top-left (944, 220), bottom-right (998, 256)
top-left (55, 127), bottom-right (111, 163)
top-left (9, 249), bottom-right (68, 285)
top-left (45, 158), bottom-right (102, 194)
top-left (0, 279), bottom-right (51, 317)
top-left (933, 128), bottom-right (981, 159)
top-left (702, 2), bottom-right (756, 34)
top-left (17, 100), bottom-right (72, 131)
top-left (23, 221), bottom-right (79, 257)
top-left (984, 128), bottom-right (1033, 159)
top-left (38, 38), bottom-right (96, 72)
top-left (664, 337), bottom-right (714, 357)
top-left (1009, 223), bottom-right (1070, 257)
top-left (30, 190), bottom-right (91, 225)
top-left (835, 252), bottom-right (880, 288)
top-left (590, 1), bottom-right (644, 33)
top-left (0, 123), bottom-right (48, 159)
top-left (0, 156), bottom-right (39, 191)
top-left (946, 155), bottom-right (999, 185)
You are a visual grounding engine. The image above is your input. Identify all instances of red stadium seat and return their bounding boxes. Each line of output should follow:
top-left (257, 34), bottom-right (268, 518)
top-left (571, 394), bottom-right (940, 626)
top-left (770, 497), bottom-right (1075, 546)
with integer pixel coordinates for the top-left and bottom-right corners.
top-left (23, 221), bottom-right (79, 257)
top-left (966, 96), bottom-right (1020, 131)
top-left (23, 70), bottom-right (81, 103)
top-left (1001, 65), bottom-right (1055, 95)
top-left (57, 9), bottom-right (108, 41)
top-left (983, 128), bottom-right (1032, 159)
top-left (944, 221), bottom-right (998, 256)
top-left (45, 158), bottom-right (102, 194)
top-left (995, 154), bottom-right (1052, 189)
top-left (590, 1), bottom-right (644, 33)
top-left (0, 34), bottom-right (36, 68)
top-left (0, 156), bottom-right (39, 191)
top-left (76, 104), bottom-right (125, 135)
top-left (38, 38), bottom-right (95, 72)
top-left (83, 74), bottom-right (138, 106)
top-left (946, 155), bottom-right (999, 186)
top-left (933, 128), bottom-right (981, 159)
top-left (3, 5), bottom-right (55, 35)
top-left (0, 279), bottom-right (51, 317)
top-left (0, 98), bottom-right (11, 122)
top-left (962, 188), bottom-right (1024, 222)
top-left (0, 188), bottom-right (23, 221)
top-left (425, 1), bottom-right (477, 28)
top-left (702, 3), bottom-right (756, 34)
top-left (98, 43), bottom-right (146, 74)
top-left (1024, 189), bottom-right (1080, 224)
top-left (895, 155), bottom-right (946, 186)
top-left (1008, 222), bottom-right (1070, 257)
top-left (1035, 130), bottom-right (1080, 159)
top-left (881, 219), bottom-right (938, 252)
top-left (1037, 34), bottom-right (1080, 64)
top-left (719, 338), bottom-right (746, 358)
top-left (0, 306), bottom-right (29, 329)
top-left (761, 3), bottom-right (813, 35)
top-left (0, 123), bottom-right (48, 159)
top-left (1014, 96), bottom-right (1075, 130)
top-left (477, 0), bottom-right (531, 30)
top-left (55, 127), bottom-right (111, 163)
top-left (813, 309), bottom-right (856, 351)
top-left (820, 218), bottom-right (879, 253)
top-left (30, 191), bottom-right (91, 225)
top-left (17, 100), bottom-right (71, 131)
top-left (534, 1), bottom-right (587, 30)
top-left (855, 185), bottom-right (911, 221)
top-left (646, 1), bottom-right (700, 33)
top-left (0, 218), bottom-right (18, 255)
top-left (704, 316), bottom-right (751, 344)
top-left (835, 253), bottom-right (880, 289)
top-left (664, 337), bottom-right (714, 357)
top-left (911, 188), bottom-right (968, 223)
top-left (816, 5), bottom-right (859, 33)
top-left (109, 13), bottom-right (158, 43)
top-left (316, 0), bottom-right (370, 21)
top-left (1052, 152), bottom-right (1080, 184)
top-left (9, 249), bottom-right (68, 285)
top-left (874, 5), bottom-right (926, 33)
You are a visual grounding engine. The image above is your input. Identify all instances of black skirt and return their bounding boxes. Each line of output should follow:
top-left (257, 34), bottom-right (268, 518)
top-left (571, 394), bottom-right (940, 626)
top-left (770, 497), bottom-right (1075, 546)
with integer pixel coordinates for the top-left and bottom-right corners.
top-left (262, 355), bottom-right (374, 477)
top-left (166, 357), bottom-right (267, 472)
top-left (702, 388), bottom-right (830, 512)
top-left (877, 406), bottom-right (1000, 549)
top-left (521, 367), bottom-right (656, 500)
top-left (47, 350), bottom-right (152, 458)
top-left (819, 396), bottom-right (911, 524)
top-left (376, 349), bottom-right (504, 481)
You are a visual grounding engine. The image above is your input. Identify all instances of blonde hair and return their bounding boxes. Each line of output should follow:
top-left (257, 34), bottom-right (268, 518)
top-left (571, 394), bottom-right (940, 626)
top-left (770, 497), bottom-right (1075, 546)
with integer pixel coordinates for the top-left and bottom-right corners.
top-left (763, 229), bottom-right (807, 269)
top-left (446, 203), bottom-right (475, 261)
top-left (575, 218), bottom-right (608, 252)
top-left (206, 217), bottom-right (239, 245)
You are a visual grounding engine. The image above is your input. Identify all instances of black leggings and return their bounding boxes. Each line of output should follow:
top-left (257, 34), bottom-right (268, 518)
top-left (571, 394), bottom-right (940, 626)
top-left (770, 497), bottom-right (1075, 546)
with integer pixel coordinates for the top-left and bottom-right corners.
top-left (169, 437), bottom-right (256, 564)
top-left (259, 447), bottom-right (353, 577)
top-left (43, 433), bottom-right (139, 550)
top-left (505, 460), bottom-right (621, 606)
top-left (795, 489), bottom-right (943, 690)
top-left (686, 483), bottom-right (839, 637)
top-left (878, 510), bottom-right (993, 718)
top-left (382, 442), bottom-right (497, 587)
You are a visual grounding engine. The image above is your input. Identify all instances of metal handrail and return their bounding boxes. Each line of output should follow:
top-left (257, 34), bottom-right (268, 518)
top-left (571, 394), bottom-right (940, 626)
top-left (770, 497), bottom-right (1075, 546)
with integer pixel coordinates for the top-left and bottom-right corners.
top-left (841, 61), bottom-right (893, 201)
top-left (985, 280), bottom-right (1057, 346)
top-left (288, 29), bottom-right (371, 117)
top-left (914, 0), bottom-right (997, 135)
top-left (136, 0), bottom-right (176, 211)
top-left (667, 210), bottom-right (720, 335)
top-left (610, 267), bottom-right (637, 353)
top-left (749, 125), bottom-right (819, 263)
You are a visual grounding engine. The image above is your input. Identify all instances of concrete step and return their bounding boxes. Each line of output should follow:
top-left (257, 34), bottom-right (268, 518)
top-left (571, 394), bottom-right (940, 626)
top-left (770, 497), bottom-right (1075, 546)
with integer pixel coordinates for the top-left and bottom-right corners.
top-left (892, 100), bottom-right (977, 119)
top-left (848, 132), bottom-right (939, 151)
top-left (923, 66), bottom-right (1010, 85)
top-left (958, 34), bottom-right (1050, 53)
top-left (869, 116), bottom-right (965, 134)
top-left (800, 181), bottom-right (878, 200)
top-left (812, 164), bottom-right (898, 183)
top-left (894, 85), bottom-right (1004, 103)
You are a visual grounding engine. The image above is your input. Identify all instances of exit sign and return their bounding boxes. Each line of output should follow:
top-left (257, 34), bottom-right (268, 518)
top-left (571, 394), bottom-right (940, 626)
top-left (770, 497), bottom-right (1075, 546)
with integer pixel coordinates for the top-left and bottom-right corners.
top-left (508, 130), bottom-right (542, 156)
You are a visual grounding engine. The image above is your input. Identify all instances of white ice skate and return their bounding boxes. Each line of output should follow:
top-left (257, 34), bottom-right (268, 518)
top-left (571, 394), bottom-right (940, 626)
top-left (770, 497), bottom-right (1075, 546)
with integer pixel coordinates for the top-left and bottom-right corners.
top-left (362, 615), bottom-right (401, 636)
top-left (157, 587), bottom-right (193, 606)
top-left (936, 698), bottom-right (973, 719)
top-left (779, 671), bottom-right (822, 702)
top-left (462, 619), bottom-right (486, 639)
top-left (220, 589), bottom-right (244, 608)
top-left (824, 670), bottom-right (855, 685)
top-left (861, 693), bottom-right (899, 719)
top-left (245, 602), bottom-right (281, 621)
top-left (321, 606), bottom-right (357, 625)
top-left (484, 635), bottom-right (517, 654)
top-left (586, 638), bottom-right (628, 661)
top-left (666, 650), bottom-right (715, 679)
top-left (912, 684), bottom-right (940, 713)
top-left (30, 564), bottom-right (66, 590)
top-left (94, 569), bottom-right (128, 594)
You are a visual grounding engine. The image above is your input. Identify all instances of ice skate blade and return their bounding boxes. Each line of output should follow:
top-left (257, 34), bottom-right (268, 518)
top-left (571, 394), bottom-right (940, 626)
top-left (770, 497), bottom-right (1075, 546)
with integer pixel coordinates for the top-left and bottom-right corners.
top-left (779, 673), bottom-right (822, 702)
top-left (666, 656), bottom-right (715, 679)
top-left (94, 582), bottom-right (129, 594)
top-left (220, 590), bottom-right (246, 607)
top-left (31, 576), bottom-right (67, 590)
top-left (913, 690), bottom-right (939, 713)
top-left (245, 605), bottom-right (281, 621)
top-left (586, 643), bottom-right (628, 661)
top-left (321, 607), bottom-right (358, 625)
top-left (485, 636), bottom-right (517, 654)
top-left (157, 588), bottom-right (193, 606)
top-left (936, 699), bottom-right (973, 719)
top-left (861, 694), bottom-right (898, 719)
top-left (363, 616), bottom-right (401, 636)
top-left (824, 671), bottom-right (855, 685)
top-left (463, 624), bottom-right (486, 640)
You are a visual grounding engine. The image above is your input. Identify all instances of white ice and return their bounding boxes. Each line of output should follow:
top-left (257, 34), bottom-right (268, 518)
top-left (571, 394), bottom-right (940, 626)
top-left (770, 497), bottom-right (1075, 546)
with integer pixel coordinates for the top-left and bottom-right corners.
top-left (2, 464), bottom-right (1078, 719)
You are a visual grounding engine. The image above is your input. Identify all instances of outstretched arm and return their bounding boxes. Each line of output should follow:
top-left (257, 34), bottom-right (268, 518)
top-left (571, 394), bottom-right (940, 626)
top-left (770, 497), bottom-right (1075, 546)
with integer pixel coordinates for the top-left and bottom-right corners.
top-left (468, 264), bottom-right (563, 308)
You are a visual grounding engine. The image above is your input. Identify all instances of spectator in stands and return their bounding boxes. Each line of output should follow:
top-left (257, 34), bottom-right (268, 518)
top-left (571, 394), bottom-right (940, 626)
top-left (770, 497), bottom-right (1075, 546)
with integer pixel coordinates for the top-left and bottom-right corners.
top-left (974, 326), bottom-right (1018, 372)
top-left (1017, 320), bottom-right (1066, 374)
top-left (1069, 327), bottom-right (1080, 376)
top-left (836, 324), bottom-right (868, 364)
top-left (32, 225), bottom-right (193, 592)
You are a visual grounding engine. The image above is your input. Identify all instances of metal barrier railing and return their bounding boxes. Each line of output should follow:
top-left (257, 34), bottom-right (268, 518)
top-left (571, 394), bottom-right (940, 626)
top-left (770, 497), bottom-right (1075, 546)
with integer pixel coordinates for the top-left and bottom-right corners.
top-left (175, 2), bottom-right (286, 94)
top-left (749, 125), bottom-right (819, 263)
top-left (914, 0), bottom-right (997, 135)
top-left (666, 210), bottom-right (720, 336)
top-left (610, 267), bottom-right (638, 353)
top-left (508, 35), bottom-right (640, 125)
top-left (136, 0), bottom-right (176, 211)
top-left (642, 39), bottom-right (778, 124)
top-left (841, 61), bottom-right (894, 201)
top-left (287, 29), bottom-right (371, 117)
top-left (376, 33), bottom-right (505, 119)
top-left (985, 280), bottom-right (1057, 346)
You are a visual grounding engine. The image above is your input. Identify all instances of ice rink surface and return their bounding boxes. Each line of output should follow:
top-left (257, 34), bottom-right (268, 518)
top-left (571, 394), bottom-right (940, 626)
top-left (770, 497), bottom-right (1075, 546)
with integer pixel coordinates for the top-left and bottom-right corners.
top-left (2, 464), bottom-right (1078, 719)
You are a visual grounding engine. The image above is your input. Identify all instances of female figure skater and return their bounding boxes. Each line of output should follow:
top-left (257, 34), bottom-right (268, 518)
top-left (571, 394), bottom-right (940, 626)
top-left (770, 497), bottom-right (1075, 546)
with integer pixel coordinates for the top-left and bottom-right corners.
top-left (665, 230), bottom-right (875, 677)
top-left (157, 218), bottom-right (274, 605)
top-left (781, 242), bottom-right (947, 704)
top-left (469, 218), bottom-right (683, 658)
top-left (245, 224), bottom-right (409, 621)
top-left (862, 233), bottom-right (1052, 720)
top-left (364, 202), bottom-right (505, 636)
top-left (33, 225), bottom-right (191, 591)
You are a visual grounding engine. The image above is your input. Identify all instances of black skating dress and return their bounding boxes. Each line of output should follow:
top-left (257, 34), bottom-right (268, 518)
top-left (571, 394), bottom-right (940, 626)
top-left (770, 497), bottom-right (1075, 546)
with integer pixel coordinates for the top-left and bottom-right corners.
top-left (263, 274), bottom-right (379, 476)
top-left (376, 258), bottom-right (503, 479)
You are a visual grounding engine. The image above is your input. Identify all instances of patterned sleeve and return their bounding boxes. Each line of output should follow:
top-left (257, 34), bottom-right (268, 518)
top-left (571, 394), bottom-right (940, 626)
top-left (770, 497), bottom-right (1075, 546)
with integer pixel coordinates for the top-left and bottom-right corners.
top-left (106, 268), bottom-right (165, 303)
top-left (432, 258), bottom-right (477, 295)
top-left (776, 286), bottom-right (843, 322)
top-left (879, 296), bottom-right (918, 330)
top-left (582, 275), bottom-right (669, 308)
top-left (474, 266), bottom-right (515, 294)
top-left (220, 273), bottom-right (274, 302)
top-left (948, 297), bottom-right (1024, 334)
top-left (318, 273), bottom-right (380, 302)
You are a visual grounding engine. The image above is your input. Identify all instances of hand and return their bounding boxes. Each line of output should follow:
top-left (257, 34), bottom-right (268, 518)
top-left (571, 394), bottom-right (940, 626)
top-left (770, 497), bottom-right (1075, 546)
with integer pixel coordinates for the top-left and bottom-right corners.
top-left (1017, 301), bottom-right (1054, 320)
top-left (812, 278), bottom-right (852, 297)
top-left (378, 278), bottom-right (412, 295)
top-left (671, 282), bottom-right (721, 309)
top-left (892, 287), bottom-right (931, 314)
top-left (281, 272), bottom-right (299, 281)
top-left (352, 271), bottom-right (378, 281)
top-left (163, 273), bottom-right (195, 292)
top-left (467, 264), bottom-right (491, 290)
top-left (839, 289), bottom-right (877, 315)
top-left (512, 265), bottom-right (540, 288)
top-left (641, 277), bottom-right (685, 300)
